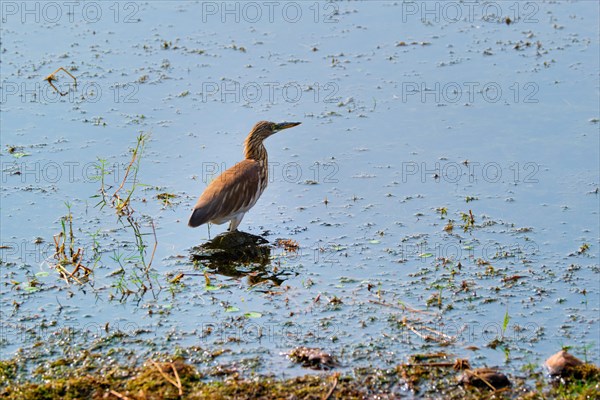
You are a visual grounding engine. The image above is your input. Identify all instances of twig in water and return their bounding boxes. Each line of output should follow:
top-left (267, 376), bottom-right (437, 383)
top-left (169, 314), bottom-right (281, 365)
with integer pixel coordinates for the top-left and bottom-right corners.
top-left (369, 299), bottom-right (438, 316)
top-left (400, 317), bottom-right (456, 344)
top-left (44, 67), bottom-right (77, 96)
top-left (145, 220), bottom-right (158, 273)
top-left (466, 369), bottom-right (496, 391)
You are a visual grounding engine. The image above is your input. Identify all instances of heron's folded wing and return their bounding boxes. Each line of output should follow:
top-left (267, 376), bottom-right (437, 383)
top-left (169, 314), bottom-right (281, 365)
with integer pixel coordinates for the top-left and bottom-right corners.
top-left (188, 160), bottom-right (261, 227)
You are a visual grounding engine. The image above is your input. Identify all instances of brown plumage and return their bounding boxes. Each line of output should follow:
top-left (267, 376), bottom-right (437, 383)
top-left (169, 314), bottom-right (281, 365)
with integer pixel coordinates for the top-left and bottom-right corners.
top-left (188, 121), bottom-right (301, 231)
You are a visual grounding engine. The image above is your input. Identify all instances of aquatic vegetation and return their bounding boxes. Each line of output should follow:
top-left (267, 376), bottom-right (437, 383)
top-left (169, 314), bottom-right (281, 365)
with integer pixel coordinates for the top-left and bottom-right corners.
top-left (1, 350), bottom-right (597, 399)
top-left (49, 202), bottom-right (92, 284)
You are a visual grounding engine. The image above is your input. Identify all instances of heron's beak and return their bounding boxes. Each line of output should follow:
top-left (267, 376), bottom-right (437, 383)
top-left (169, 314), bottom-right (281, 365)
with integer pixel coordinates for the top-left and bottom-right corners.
top-left (274, 122), bottom-right (301, 132)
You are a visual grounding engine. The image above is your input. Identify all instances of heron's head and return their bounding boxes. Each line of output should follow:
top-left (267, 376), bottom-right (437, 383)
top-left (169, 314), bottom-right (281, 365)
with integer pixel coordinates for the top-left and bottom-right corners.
top-left (250, 121), bottom-right (301, 140)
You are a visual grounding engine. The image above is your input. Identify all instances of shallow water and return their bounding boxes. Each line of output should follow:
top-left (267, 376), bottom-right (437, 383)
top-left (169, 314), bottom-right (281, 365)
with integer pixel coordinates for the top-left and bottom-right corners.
top-left (1, 1), bottom-right (598, 379)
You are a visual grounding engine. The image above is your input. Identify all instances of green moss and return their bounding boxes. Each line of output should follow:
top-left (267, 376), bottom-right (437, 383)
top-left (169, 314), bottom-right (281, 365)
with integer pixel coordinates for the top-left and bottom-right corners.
top-left (185, 376), bottom-right (363, 400)
top-left (1, 376), bottom-right (99, 400)
top-left (0, 353), bottom-right (599, 399)
top-left (0, 360), bottom-right (18, 386)
top-left (126, 359), bottom-right (200, 399)
top-left (546, 364), bottom-right (600, 399)
top-left (1, 366), bottom-right (362, 400)
top-left (570, 363), bottom-right (600, 381)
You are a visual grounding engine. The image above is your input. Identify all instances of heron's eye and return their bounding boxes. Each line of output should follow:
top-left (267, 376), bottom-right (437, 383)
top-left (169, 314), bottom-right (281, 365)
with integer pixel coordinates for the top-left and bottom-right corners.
top-left (271, 124), bottom-right (276, 131)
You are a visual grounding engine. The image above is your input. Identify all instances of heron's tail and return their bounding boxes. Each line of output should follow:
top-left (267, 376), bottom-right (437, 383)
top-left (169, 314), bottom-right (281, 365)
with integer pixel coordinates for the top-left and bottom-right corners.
top-left (188, 207), bottom-right (209, 228)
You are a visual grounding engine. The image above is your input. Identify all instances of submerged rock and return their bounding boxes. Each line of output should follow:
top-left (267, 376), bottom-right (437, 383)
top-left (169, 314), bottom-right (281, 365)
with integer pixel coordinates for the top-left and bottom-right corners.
top-left (458, 367), bottom-right (511, 390)
top-left (191, 231), bottom-right (271, 268)
top-left (190, 231), bottom-right (293, 286)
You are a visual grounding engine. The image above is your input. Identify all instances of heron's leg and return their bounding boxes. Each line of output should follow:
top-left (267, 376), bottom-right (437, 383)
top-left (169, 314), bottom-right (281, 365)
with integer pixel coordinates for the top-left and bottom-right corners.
top-left (228, 214), bottom-right (245, 231)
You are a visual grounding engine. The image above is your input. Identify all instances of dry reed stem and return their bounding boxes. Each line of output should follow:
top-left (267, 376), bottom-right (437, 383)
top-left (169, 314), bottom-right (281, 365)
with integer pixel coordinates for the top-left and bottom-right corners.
top-left (108, 389), bottom-right (133, 400)
top-left (150, 360), bottom-right (182, 395)
top-left (322, 372), bottom-right (339, 400)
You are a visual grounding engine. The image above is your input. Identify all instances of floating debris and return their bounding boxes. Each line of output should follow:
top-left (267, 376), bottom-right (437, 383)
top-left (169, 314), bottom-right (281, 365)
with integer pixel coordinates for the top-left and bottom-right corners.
top-left (287, 347), bottom-right (337, 370)
top-left (395, 41), bottom-right (431, 47)
top-left (156, 192), bottom-right (178, 206)
top-left (274, 238), bottom-right (300, 253)
top-left (407, 353), bottom-right (471, 371)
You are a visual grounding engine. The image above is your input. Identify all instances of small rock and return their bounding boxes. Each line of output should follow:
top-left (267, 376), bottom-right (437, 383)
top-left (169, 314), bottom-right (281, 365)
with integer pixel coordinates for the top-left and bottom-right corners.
top-left (545, 350), bottom-right (583, 377)
top-left (458, 367), bottom-right (511, 390)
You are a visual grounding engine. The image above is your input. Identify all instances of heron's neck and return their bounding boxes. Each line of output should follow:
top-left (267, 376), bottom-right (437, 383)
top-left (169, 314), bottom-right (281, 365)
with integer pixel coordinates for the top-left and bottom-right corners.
top-left (244, 136), bottom-right (268, 165)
